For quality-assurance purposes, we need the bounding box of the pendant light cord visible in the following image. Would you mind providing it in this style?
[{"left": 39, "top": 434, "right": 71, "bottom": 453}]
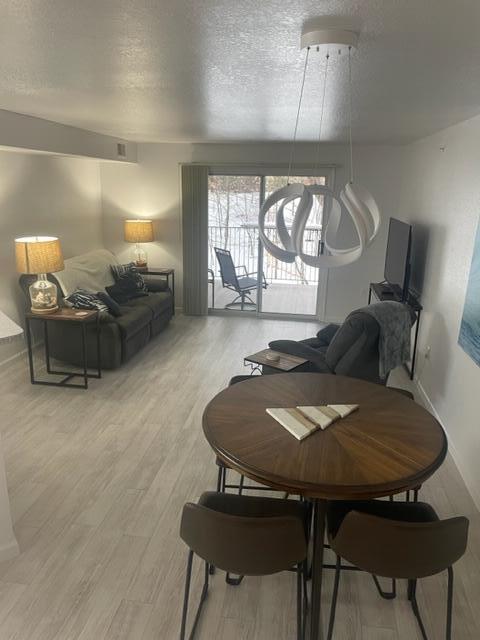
[
  {"left": 315, "top": 52, "right": 329, "bottom": 175},
  {"left": 287, "top": 46, "right": 310, "bottom": 184},
  {"left": 348, "top": 45, "right": 354, "bottom": 184}
]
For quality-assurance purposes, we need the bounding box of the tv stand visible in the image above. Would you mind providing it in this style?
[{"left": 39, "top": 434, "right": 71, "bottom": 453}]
[{"left": 368, "top": 282, "right": 422, "bottom": 380}]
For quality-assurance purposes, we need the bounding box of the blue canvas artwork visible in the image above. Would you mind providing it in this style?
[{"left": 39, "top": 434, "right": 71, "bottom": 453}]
[{"left": 459, "top": 219, "right": 480, "bottom": 366}]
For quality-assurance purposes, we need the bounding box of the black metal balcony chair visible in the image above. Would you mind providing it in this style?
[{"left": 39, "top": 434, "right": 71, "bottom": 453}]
[{"left": 214, "top": 247, "right": 267, "bottom": 311}]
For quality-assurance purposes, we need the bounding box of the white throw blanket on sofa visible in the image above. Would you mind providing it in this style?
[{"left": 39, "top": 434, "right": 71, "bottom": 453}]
[{"left": 55, "top": 249, "right": 119, "bottom": 296}]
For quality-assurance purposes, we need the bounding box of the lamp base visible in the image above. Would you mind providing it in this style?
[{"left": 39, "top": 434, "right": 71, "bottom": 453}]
[
  {"left": 29, "top": 274, "right": 59, "bottom": 314},
  {"left": 132, "top": 244, "right": 148, "bottom": 269},
  {"left": 30, "top": 305, "right": 59, "bottom": 315}
]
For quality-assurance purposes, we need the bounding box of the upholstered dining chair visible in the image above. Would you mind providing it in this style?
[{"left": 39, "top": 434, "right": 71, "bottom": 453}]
[
  {"left": 325, "top": 499, "right": 469, "bottom": 640},
  {"left": 179, "top": 492, "right": 310, "bottom": 640}
]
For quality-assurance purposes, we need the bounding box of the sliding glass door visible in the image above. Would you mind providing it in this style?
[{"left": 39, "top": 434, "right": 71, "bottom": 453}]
[
  {"left": 208, "top": 171, "right": 331, "bottom": 319},
  {"left": 259, "top": 175, "right": 325, "bottom": 316}
]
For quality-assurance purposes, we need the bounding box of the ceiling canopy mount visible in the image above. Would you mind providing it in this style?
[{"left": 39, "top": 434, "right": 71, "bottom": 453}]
[{"left": 300, "top": 27, "right": 358, "bottom": 54}]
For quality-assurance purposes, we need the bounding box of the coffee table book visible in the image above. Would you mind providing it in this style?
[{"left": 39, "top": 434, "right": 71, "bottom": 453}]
[{"left": 266, "top": 404, "right": 359, "bottom": 441}]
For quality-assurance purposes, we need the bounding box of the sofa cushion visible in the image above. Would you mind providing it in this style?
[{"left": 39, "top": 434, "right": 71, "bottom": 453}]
[
  {"left": 124, "top": 292, "right": 172, "bottom": 318},
  {"left": 55, "top": 249, "right": 119, "bottom": 296},
  {"left": 115, "top": 304, "right": 152, "bottom": 340},
  {"left": 143, "top": 277, "right": 169, "bottom": 293}
]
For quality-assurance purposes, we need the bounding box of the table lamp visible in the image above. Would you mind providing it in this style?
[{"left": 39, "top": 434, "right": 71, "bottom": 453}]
[
  {"left": 124, "top": 219, "right": 154, "bottom": 267},
  {"left": 15, "top": 236, "right": 64, "bottom": 314}
]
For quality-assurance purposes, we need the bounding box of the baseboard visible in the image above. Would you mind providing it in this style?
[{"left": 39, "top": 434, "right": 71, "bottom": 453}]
[
  {"left": 414, "top": 378, "right": 480, "bottom": 512},
  {"left": 0, "top": 538, "right": 19, "bottom": 563}
]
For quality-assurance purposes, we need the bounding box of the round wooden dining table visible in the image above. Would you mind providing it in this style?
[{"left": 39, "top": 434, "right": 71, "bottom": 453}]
[{"left": 203, "top": 373, "right": 448, "bottom": 640}]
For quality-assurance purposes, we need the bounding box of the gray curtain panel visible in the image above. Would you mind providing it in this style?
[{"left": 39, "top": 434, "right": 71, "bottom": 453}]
[{"left": 182, "top": 164, "right": 209, "bottom": 315}]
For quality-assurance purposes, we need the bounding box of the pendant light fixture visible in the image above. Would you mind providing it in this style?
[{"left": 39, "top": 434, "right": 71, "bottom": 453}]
[{"left": 258, "top": 26, "right": 381, "bottom": 268}]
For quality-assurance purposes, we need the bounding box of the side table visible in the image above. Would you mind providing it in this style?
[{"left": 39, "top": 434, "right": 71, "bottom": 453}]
[
  {"left": 25, "top": 308, "right": 101, "bottom": 389},
  {"left": 244, "top": 348, "right": 308, "bottom": 375},
  {"left": 138, "top": 267, "right": 175, "bottom": 315}
]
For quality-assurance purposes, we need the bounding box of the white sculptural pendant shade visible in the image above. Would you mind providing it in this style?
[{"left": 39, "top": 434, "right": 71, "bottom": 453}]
[
  {"left": 258, "top": 24, "right": 381, "bottom": 268},
  {"left": 258, "top": 182, "right": 380, "bottom": 269}
]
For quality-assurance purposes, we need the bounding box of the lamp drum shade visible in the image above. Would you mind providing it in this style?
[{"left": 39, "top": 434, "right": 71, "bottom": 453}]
[
  {"left": 124, "top": 220, "right": 154, "bottom": 243},
  {"left": 15, "top": 237, "right": 64, "bottom": 274}
]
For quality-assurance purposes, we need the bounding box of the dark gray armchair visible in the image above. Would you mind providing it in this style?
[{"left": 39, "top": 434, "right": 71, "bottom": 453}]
[{"left": 269, "top": 309, "right": 385, "bottom": 385}]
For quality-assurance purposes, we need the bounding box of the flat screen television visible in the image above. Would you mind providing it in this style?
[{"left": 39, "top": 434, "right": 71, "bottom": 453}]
[{"left": 384, "top": 218, "right": 412, "bottom": 301}]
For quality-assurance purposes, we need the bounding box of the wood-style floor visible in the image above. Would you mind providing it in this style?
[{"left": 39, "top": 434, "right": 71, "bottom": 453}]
[{"left": 0, "top": 314, "right": 478, "bottom": 640}]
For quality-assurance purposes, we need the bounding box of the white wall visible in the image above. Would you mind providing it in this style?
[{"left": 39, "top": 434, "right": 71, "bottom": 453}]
[
  {"left": 0, "top": 109, "right": 137, "bottom": 163},
  {"left": 100, "top": 142, "right": 404, "bottom": 318},
  {"left": 397, "top": 113, "right": 480, "bottom": 508},
  {"left": 0, "top": 151, "right": 104, "bottom": 363}
]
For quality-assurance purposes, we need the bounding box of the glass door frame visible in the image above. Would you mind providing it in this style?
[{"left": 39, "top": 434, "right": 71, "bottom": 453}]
[{"left": 207, "top": 165, "right": 336, "bottom": 322}]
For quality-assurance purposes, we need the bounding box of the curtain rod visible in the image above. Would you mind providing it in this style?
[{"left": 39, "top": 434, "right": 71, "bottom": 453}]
[{"left": 181, "top": 162, "right": 340, "bottom": 168}]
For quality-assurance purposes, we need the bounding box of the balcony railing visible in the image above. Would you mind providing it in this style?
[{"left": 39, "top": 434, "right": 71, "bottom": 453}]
[{"left": 208, "top": 225, "right": 322, "bottom": 285}]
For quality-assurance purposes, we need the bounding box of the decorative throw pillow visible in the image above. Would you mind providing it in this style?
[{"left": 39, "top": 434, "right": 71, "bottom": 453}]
[
  {"left": 106, "top": 276, "right": 149, "bottom": 304},
  {"left": 96, "top": 291, "right": 122, "bottom": 317},
  {"left": 64, "top": 289, "right": 109, "bottom": 312},
  {"left": 111, "top": 262, "right": 135, "bottom": 279},
  {"left": 110, "top": 263, "right": 147, "bottom": 293}
]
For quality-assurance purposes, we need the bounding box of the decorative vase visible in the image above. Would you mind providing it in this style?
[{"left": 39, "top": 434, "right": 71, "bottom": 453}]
[{"left": 29, "top": 274, "right": 59, "bottom": 314}]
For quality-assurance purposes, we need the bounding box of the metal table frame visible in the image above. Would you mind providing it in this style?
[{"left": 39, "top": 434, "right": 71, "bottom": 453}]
[{"left": 25, "top": 312, "right": 101, "bottom": 389}]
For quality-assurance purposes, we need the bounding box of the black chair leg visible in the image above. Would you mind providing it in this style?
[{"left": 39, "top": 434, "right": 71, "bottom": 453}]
[
  {"left": 301, "top": 560, "right": 309, "bottom": 640},
  {"left": 179, "top": 551, "right": 210, "bottom": 640},
  {"left": 327, "top": 555, "right": 342, "bottom": 640},
  {"left": 238, "top": 474, "right": 245, "bottom": 496},
  {"left": 180, "top": 550, "right": 194, "bottom": 640},
  {"left": 409, "top": 579, "right": 429, "bottom": 640},
  {"left": 372, "top": 575, "right": 396, "bottom": 599},
  {"left": 216, "top": 465, "right": 223, "bottom": 492},
  {"left": 302, "top": 559, "right": 309, "bottom": 613},
  {"left": 226, "top": 572, "right": 244, "bottom": 586},
  {"left": 446, "top": 567, "right": 454, "bottom": 640},
  {"left": 297, "top": 563, "right": 303, "bottom": 640},
  {"left": 218, "top": 465, "right": 226, "bottom": 492}
]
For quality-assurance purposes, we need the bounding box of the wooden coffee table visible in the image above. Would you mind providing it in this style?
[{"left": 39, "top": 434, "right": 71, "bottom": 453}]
[
  {"left": 244, "top": 348, "right": 308, "bottom": 373},
  {"left": 203, "top": 373, "right": 447, "bottom": 639}
]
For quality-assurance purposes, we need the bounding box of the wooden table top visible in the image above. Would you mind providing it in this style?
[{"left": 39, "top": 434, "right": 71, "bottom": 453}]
[
  {"left": 26, "top": 308, "right": 98, "bottom": 322},
  {"left": 244, "top": 348, "right": 308, "bottom": 372},
  {"left": 203, "top": 373, "right": 447, "bottom": 500}
]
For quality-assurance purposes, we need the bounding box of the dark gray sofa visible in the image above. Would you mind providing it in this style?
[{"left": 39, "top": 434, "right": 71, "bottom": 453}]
[
  {"left": 19, "top": 250, "right": 173, "bottom": 369},
  {"left": 268, "top": 304, "right": 415, "bottom": 384},
  {"left": 269, "top": 309, "right": 384, "bottom": 384}
]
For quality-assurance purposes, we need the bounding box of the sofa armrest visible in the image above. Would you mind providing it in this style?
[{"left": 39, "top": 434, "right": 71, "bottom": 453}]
[
  {"left": 142, "top": 276, "right": 169, "bottom": 293},
  {"left": 316, "top": 323, "right": 340, "bottom": 346},
  {"left": 268, "top": 340, "right": 332, "bottom": 373}
]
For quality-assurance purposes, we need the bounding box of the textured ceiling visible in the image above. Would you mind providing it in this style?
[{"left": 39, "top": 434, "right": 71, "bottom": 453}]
[{"left": 2, "top": 1, "right": 480, "bottom": 144}]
